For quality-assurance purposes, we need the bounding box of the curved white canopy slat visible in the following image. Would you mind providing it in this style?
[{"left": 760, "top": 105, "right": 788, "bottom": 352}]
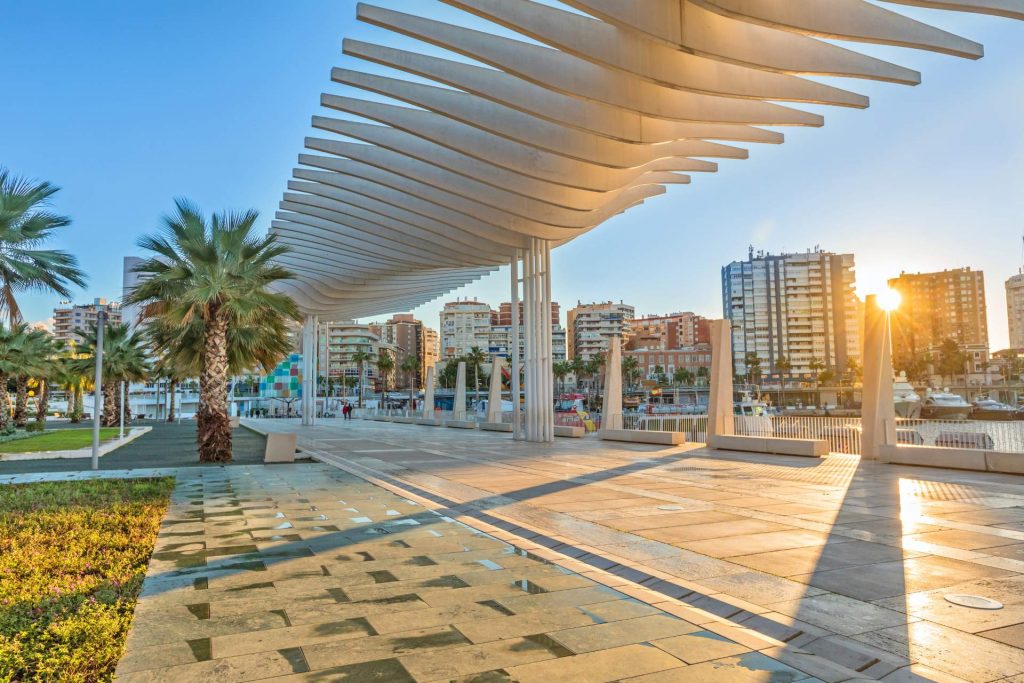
[{"left": 271, "top": 0, "right": 1019, "bottom": 321}]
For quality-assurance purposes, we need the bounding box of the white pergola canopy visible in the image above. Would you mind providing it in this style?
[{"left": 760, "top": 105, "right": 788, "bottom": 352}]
[{"left": 273, "top": 0, "right": 1022, "bottom": 322}]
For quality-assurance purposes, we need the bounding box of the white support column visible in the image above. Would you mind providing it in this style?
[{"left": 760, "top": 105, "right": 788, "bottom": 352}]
[
  {"left": 708, "top": 319, "right": 735, "bottom": 438},
  {"left": 541, "top": 240, "right": 553, "bottom": 442},
  {"left": 453, "top": 361, "right": 468, "bottom": 421},
  {"left": 602, "top": 335, "right": 623, "bottom": 431},
  {"left": 511, "top": 250, "right": 521, "bottom": 440},
  {"left": 487, "top": 355, "right": 503, "bottom": 423},
  {"left": 301, "top": 314, "right": 318, "bottom": 427},
  {"left": 861, "top": 295, "right": 897, "bottom": 460},
  {"left": 422, "top": 365, "right": 436, "bottom": 418},
  {"left": 524, "top": 243, "right": 536, "bottom": 441}
]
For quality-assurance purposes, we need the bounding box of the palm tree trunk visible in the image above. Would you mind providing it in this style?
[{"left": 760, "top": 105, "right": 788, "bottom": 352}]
[
  {"left": 167, "top": 379, "right": 177, "bottom": 422},
  {"left": 121, "top": 383, "right": 131, "bottom": 424},
  {"left": 198, "top": 307, "right": 232, "bottom": 463},
  {"left": 35, "top": 379, "right": 47, "bottom": 424},
  {"left": 13, "top": 378, "right": 28, "bottom": 427},
  {"left": 102, "top": 382, "right": 117, "bottom": 427},
  {"left": 0, "top": 374, "right": 9, "bottom": 431}
]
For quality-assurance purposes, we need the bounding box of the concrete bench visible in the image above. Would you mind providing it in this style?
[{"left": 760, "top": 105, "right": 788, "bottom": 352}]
[
  {"left": 480, "top": 422, "right": 513, "bottom": 432},
  {"left": 264, "top": 432, "right": 298, "bottom": 463},
  {"left": 415, "top": 417, "right": 444, "bottom": 427},
  {"left": 390, "top": 416, "right": 416, "bottom": 424},
  {"left": 880, "top": 444, "right": 989, "bottom": 472},
  {"left": 600, "top": 429, "right": 685, "bottom": 445},
  {"left": 710, "top": 434, "right": 828, "bottom": 457},
  {"left": 445, "top": 420, "right": 478, "bottom": 430},
  {"left": 555, "top": 425, "right": 585, "bottom": 438},
  {"left": 371, "top": 415, "right": 393, "bottom": 422}
]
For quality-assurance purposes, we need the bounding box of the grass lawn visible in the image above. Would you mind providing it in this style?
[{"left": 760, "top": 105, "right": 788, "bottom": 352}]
[
  {"left": 0, "top": 428, "right": 121, "bottom": 454},
  {"left": 0, "top": 478, "right": 175, "bottom": 682}
]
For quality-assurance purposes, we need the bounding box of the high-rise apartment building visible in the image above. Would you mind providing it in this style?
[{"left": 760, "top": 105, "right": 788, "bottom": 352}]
[
  {"left": 53, "top": 300, "right": 123, "bottom": 346},
  {"left": 121, "top": 256, "right": 145, "bottom": 330},
  {"left": 888, "top": 268, "right": 989, "bottom": 362},
  {"left": 421, "top": 327, "right": 440, "bottom": 381},
  {"left": 495, "top": 301, "right": 560, "bottom": 327},
  {"left": 567, "top": 301, "right": 635, "bottom": 360},
  {"left": 722, "top": 248, "right": 860, "bottom": 376},
  {"left": 625, "top": 312, "right": 710, "bottom": 351},
  {"left": 318, "top": 322, "right": 380, "bottom": 384},
  {"left": 440, "top": 299, "right": 494, "bottom": 358},
  {"left": 1006, "top": 273, "right": 1024, "bottom": 350},
  {"left": 487, "top": 301, "right": 565, "bottom": 364}
]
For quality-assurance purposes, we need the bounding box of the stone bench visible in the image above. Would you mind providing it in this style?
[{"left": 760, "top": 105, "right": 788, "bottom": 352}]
[
  {"left": 415, "top": 417, "right": 444, "bottom": 427},
  {"left": 554, "top": 425, "right": 585, "bottom": 438},
  {"left": 480, "top": 422, "right": 513, "bottom": 433},
  {"left": 880, "top": 444, "right": 995, "bottom": 472},
  {"left": 599, "top": 429, "right": 685, "bottom": 445},
  {"left": 709, "top": 434, "right": 828, "bottom": 457},
  {"left": 264, "top": 432, "right": 298, "bottom": 463},
  {"left": 371, "top": 415, "right": 392, "bottom": 422},
  {"left": 445, "top": 420, "right": 479, "bottom": 430},
  {"left": 391, "top": 416, "right": 416, "bottom": 424}
]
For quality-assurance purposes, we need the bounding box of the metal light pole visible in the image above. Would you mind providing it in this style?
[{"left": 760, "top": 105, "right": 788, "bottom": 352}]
[
  {"left": 91, "top": 303, "right": 106, "bottom": 470},
  {"left": 119, "top": 380, "right": 125, "bottom": 439}
]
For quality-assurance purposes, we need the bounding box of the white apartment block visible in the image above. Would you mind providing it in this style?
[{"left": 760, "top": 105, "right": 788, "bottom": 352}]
[
  {"left": 723, "top": 248, "right": 861, "bottom": 377},
  {"left": 488, "top": 324, "right": 567, "bottom": 365},
  {"left": 440, "top": 299, "right": 493, "bottom": 358},
  {"left": 567, "top": 301, "right": 635, "bottom": 360},
  {"left": 318, "top": 321, "right": 380, "bottom": 383},
  {"left": 52, "top": 299, "right": 123, "bottom": 346},
  {"left": 1007, "top": 273, "right": 1024, "bottom": 350}
]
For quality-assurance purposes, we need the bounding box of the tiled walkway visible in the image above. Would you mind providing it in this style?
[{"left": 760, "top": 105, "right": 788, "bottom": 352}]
[
  {"left": 108, "top": 463, "right": 810, "bottom": 682},
  {"left": 242, "top": 417, "right": 1024, "bottom": 683}
]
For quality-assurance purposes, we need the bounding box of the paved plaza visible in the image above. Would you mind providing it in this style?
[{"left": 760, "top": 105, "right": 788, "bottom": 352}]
[{"left": 231, "top": 417, "right": 1024, "bottom": 682}]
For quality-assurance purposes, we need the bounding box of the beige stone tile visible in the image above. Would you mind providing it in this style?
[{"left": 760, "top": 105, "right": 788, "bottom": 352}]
[
  {"left": 114, "top": 647, "right": 307, "bottom": 683},
  {"left": 548, "top": 614, "right": 699, "bottom": 654},
  {"left": 301, "top": 625, "right": 469, "bottom": 671},
  {"left": 639, "top": 519, "right": 795, "bottom": 544},
  {"left": 453, "top": 606, "right": 596, "bottom": 644},
  {"left": 400, "top": 636, "right": 560, "bottom": 681},
  {"left": 504, "top": 643, "right": 686, "bottom": 683},
  {"left": 650, "top": 630, "right": 750, "bottom": 663},
  {"left": 680, "top": 529, "right": 841, "bottom": 559}
]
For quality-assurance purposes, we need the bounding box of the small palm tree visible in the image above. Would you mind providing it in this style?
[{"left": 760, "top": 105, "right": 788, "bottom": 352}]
[
  {"left": 126, "top": 200, "right": 297, "bottom": 462},
  {"left": 74, "top": 323, "right": 149, "bottom": 427},
  {"left": 350, "top": 350, "right": 374, "bottom": 408},
  {"left": 553, "top": 361, "right": 569, "bottom": 394},
  {"left": 569, "top": 358, "right": 586, "bottom": 391},
  {"left": 0, "top": 326, "right": 32, "bottom": 430},
  {"left": 466, "top": 346, "right": 487, "bottom": 400},
  {"left": 621, "top": 356, "right": 639, "bottom": 390},
  {"left": 775, "top": 355, "right": 792, "bottom": 408},
  {"left": 0, "top": 169, "right": 87, "bottom": 328}
]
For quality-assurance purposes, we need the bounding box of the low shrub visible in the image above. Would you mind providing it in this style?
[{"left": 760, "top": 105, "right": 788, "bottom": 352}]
[
  {"left": 24, "top": 422, "right": 44, "bottom": 433},
  {"left": 0, "top": 478, "right": 175, "bottom": 682}
]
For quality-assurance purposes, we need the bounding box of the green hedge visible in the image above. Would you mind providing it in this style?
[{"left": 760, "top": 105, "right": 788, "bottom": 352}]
[{"left": 0, "top": 478, "right": 175, "bottom": 682}]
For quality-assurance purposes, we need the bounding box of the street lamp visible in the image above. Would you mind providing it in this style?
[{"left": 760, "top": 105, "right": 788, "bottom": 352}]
[{"left": 91, "top": 300, "right": 106, "bottom": 470}]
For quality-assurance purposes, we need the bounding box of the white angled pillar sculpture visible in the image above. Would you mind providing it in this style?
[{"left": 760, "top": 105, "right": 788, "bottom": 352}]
[
  {"left": 517, "top": 240, "right": 554, "bottom": 443},
  {"left": 453, "top": 361, "right": 468, "bottom": 421},
  {"left": 487, "top": 356, "right": 503, "bottom": 423},
  {"left": 422, "top": 365, "right": 436, "bottom": 418},
  {"left": 861, "top": 295, "right": 897, "bottom": 460},
  {"left": 602, "top": 335, "right": 623, "bottom": 430},
  {"left": 301, "top": 315, "right": 318, "bottom": 427},
  {"left": 707, "top": 319, "right": 735, "bottom": 439}
]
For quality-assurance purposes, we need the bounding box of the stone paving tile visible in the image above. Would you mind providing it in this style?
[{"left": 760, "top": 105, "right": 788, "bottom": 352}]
[{"left": 503, "top": 643, "right": 687, "bottom": 683}]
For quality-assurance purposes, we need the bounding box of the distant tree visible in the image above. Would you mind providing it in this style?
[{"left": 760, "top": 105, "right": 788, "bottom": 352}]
[
  {"left": 621, "top": 356, "right": 640, "bottom": 389},
  {"left": 937, "top": 339, "right": 967, "bottom": 386},
  {"left": 696, "top": 366, "right": 710, "bottom": 386},
  {"left": 465, "top": 346, "right": 487, "bottom": 400},
  {"left": 553, "top": 361, "right": 570, "bottom": 394},
  {"left": 775, "top": 355, "right": 792, "bottom": 408},
  {"left": 744, "top": 352, "right": 763, "bottom": 386},
  {"left": 351, "top": 350, "right": 374, "bottom": 408},
  {"left": 376, "top": 349, "right": 395, "bottom": 403},
  {"left": 400, "top": 355, "right": 420, "bottom": 406},
  {"left": 673, "top": 367, "right": 694, "bottom": 387}
]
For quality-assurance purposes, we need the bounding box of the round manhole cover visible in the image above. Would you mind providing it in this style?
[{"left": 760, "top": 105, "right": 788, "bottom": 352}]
[
  {"left": 657, "top": 505, "right": 684, "bottom": 511},
  {"left": 944, "top": 594, "right": 1003, "bottom": 610}
]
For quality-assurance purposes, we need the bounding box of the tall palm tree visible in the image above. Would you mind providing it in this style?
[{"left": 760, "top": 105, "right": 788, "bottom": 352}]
[
  {"left": 12, "top": 328, "right": 53, "bottom": 427},
  {"left": 74, "top": 323, "right": 149, "bottom": 427},
  {"left": 569, "top": 358, "right": 587, "bottom": 392},
  {"left": 621, "top": 356, "right": 639, "bottom": 390},
  {"left": 401, "top": 355, "right": 420, "bottom": 409},
  {"left": 0, "top": 169, "right": 87, "bottom": 328},
  {"left": 376, "top": 350, "right": 395, "bottom": 405},
  {"left": 125, "top": 200, "right": 297, "bottom": 462},
  {"left": 350, "top": 350, "right": 373, "bottom": 408},
  {"left": 0, "top": 326, "right": 32, "bottom": 430},
  {"left": 775, "top": 355, "right": 792, "bottom": 409},
  {"left": 553, "top": 361, "right": 570, "bottom": 394}
]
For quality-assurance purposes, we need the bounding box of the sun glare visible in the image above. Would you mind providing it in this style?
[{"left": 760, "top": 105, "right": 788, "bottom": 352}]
[{"left": 877, "top": 289, "right": 902, "bottom": 312}]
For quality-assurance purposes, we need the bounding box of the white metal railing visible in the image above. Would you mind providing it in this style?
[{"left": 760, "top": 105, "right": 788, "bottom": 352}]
[
  {"left": 734, "top": 415, "right": 863, "bottom": 455},
  {"left": 624, "top": 414, "right": 709, "bottom": 442},
  {"left": 894, "top": 418, "right": 1024, "bottom": 452}
]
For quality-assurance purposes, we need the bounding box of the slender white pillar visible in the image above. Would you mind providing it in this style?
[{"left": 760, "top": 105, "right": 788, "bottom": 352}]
[
  {"left": 487, "top": 356, "right": 503, "bottom": 423},
  {"left": 422, "top": 365, "right": 436, "bottom": 418},
  {"left": 524, "top": 244, "right": 536, "bottom": 441},
  {"left": 602, "top": 335, "right": 623, "bottom": 430},
  {"left": 301, "top": 315, "right": 318, "bottom": 426},
  {"left": 861, "top": 295, "right": 897, "bottom": 460},
  {"left": 541, "top": 240, "right": 553, "bottom": 441},
  {"left": 708, "top": 319, "right": 735, "bottom": 438},
  {"left": 510, "top": 251, "right": 522, "bottom": 439},
  {"left": 453, "top": 361, "right": 468, "bottom": 421}
]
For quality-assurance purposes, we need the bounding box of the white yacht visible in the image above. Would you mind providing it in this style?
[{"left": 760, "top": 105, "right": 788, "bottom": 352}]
[
  {"left": 921, "top": 390, "right": 972, "bottom": 420},
  {"left": 893, "top": 372, "right": 922, "bottom": 419}
]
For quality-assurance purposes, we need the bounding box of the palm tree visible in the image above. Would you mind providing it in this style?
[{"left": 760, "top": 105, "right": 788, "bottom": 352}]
[
  {"left": 376, "top": 350, "right": 395, "bottom": 405},
  {"left": 673, "top": 367, "right": 694, "bottom": 387},
  {"left": 350, "top": 350, "right": 374, "bottom": 408},
  {"left": 0, "top": 170, "right": 87, "bottom": 328},
  {"left": 569, "top": 358, "right": 586, "bottom": 392},
  {"left": 0, "top": 326, "right": 32, "bottom": 430},
  {"left": 621, "top": 356, "right": 640, "bottom": 390},
  {"left": 401, "top": 355, "right": 420, "bottom": 409},
  {"left": 125, "top": 199, "right": 298, "bottom": 462},
  {"left": 466, "top": 346, "right": 487, "bottom": 400},
  {"left": 553, "top": 361, "right": 570, "bottom": 394},
  {"left": 12, "top": 328, "right": 53, "bottom": 427},
  {"left": 808, "top": 357, "right": 826, "bottom": 406},
  {"left": 775, "top": 355, "right": 792, "bottom": 409},
  {"left": 74, "top": 323, "right": 149, "bottom": 427}
]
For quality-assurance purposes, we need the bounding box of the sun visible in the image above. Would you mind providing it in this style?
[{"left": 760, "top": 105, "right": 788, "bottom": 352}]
[{"left": 877, "top": 289, "right": 902, "bottom": 312}]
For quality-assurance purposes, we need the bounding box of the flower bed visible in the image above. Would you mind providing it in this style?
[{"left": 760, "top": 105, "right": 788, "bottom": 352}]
[{"left": 0, "top": 477, "right": 174, "bottom": 682}]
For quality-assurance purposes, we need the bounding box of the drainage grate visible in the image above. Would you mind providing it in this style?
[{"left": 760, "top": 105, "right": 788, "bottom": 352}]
[{"left": 945, "top": 594, "right": 1003, "bottom": 610}]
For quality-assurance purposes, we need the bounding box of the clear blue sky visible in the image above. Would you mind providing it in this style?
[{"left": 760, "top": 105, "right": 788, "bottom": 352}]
[{"left": 3, "top": 1, "right": 1022, "bottom": 348}]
